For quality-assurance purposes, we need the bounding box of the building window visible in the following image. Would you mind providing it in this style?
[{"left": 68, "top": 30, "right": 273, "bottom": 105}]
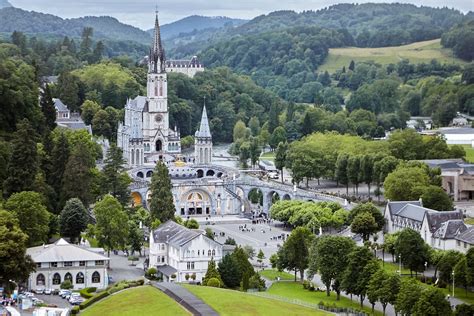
[
  {"left": 212, "top": 250, "right": 216, "bottom": 256},
  {"left": 64, "top": 273, "right": 73, "bottom": 283},
  {"left": 36, "top": 274, "right": 45, "bottom": 286},
  {"left": 51, "top": 262, "right": 58, "bottom": 268},
  {"left": 208, "top": 250, "right": 211, "bottom": 256},
  {"left": 191, "top": 262, "right": 195, "bottom": 269},
  {"left": 197, "top": 250, "right": 200, "bottom": 256},
  {"left": 95, "top": 260, "right": 104, "bottom": 266},
  {"left": 36, "top": 263, "right": 41, "bottom": 268},
  {"left": 457, "top": 240, "right": 461, "bottom": 246},
  {"left": 79, "top": 261, "right": 86, "bottom": 266},
  {"left": 161, "top": 244, "right": 165, "bottom": 251},
  {"left": 76, "top": 272, "right": 84, "bottom": 284},
  {"left": 64, "top": 261, "right": 73, "bottom": 267},
  {"left": 52, "top": 273, "right": 61, "bottom": 285},
  {"left": 161, "top": 256, "right": 165, "bottom": 263},
  {"left": 92, "top": 271, "right": 100, "bottom": 283},
  {"left": 187, "top": 262, "right": 190, "bottom": 269},
  {"left": 465, "top": 242, "right": 467, "bottom": 248}
]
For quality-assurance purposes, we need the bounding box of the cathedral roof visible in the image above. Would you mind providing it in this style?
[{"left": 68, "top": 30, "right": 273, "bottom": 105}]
[
  {"left": 149, "top": 12, "right": 165, "bottom": 74},
  {"left": 195, "top": 105, "right": 211, "bottom": 138}
]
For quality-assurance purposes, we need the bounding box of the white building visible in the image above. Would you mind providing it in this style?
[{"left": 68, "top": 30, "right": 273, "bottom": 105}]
[
  {"left": 194, "top": 105, "right": 213, "bottom": 165},
  {"left": 52, "top": 98, "right": 92, "bottom": 134},
  {"left": 384, "top": 200, "right": 474, "bottom": 253},
  {"left": 437, "top": 127, "right": 474, "bottom": 145},
  {"left": 149, "top": 221, "right": 225, "bottom": 283},
  {"left": 166, "top": 56, "right": 204, "bottom": 78},
  {"left": 26, "top": 239, "right": 109, "bottom": 291}
]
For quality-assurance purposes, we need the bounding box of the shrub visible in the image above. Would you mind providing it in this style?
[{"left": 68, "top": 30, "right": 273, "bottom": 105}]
[
  {"left": 302, "top": 280, "right": 309, "bottom": 289},
  {"left": 185, "top": 274, "right": 190, "bottom": 281},
  {"left": 71, "top": 306, "right": 80, "bottom": 314},
  {"left": 79, "top": 287, "right": 97, "bottom": 299},
  {"left": 79, "top": 291, "right": 110, "bottom": 310},
  {"left": 248, "top": 273, "right": 266, "bottom": 291},
  {"left": 146, "top": 267, "right": 157, "bottom": 279},
  {"left": 207, "top": 278, "right": 221, "bottom": 288},
  {"left": 60, "top": 280, "right": 73, "bottom": 289},
  {"left": 171, "top": 274, "right": 177, "bottom": 279},
  {"left": 191, "top": 273, "right": 196, "bottom": 281},
  {"left": 137, "top": 279, "right": 144, "bottom": 285}
]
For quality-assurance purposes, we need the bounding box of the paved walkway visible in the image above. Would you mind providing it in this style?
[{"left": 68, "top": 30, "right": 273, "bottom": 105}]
[{"left": 152, "top": 282, "right": 219, "bottom": 316}]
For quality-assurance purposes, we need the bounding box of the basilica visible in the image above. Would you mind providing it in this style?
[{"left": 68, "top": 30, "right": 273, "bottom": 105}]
[{"left": 117, "top": 13, "right": 207, "bottom": 166}]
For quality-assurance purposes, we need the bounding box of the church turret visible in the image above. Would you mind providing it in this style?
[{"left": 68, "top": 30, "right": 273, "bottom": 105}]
[
  {"left": 195, "top": 103, "right": 212, "bottom": 165},
  {"left": 149, "top": 11, "right": 165, "bottom": 74}
]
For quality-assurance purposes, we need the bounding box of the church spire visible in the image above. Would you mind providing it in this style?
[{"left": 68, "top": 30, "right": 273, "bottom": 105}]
[
  {"left": 149, "top": 11, "right": 165, "bottom": 73},
  {"left": 196, "top": 99, "right": 211, "bottom": 139}
]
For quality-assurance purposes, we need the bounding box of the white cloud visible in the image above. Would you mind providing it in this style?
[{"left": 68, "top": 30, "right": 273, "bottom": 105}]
[{"left": 9, "top": 0, "right": 473, "bottom": 30}]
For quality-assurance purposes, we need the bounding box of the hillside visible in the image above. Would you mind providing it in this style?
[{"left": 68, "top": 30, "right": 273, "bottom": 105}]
[
  {"left": 0, "top": 7, "right": 151, "bottom": 44},
  {"left": 0, "top": 0, "right": 11, "bottom": 9},
  {"left": 156, "top": 15, "right": 247, "bottom": 40},
  {"left": 318, "top": 39, "right": 466, "bottom": 73}
]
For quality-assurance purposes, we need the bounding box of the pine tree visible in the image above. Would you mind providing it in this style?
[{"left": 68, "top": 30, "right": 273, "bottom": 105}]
[
  {"left": 49, "top": 132, "right": 70, "bottom": 204},
  {"left": 218, "top": 254, "right": 241, "bottom": 288},
  {"left": 301, "top": 112, "right": 313, "bottom": 136},
  {"left": 275, "top": 142, "right": 288, "bottom": 183},
  {"left": 349, "top": 60, "right": 355, "bottom": 71},
  {"left": 60, "top": 141, "right": 94, "bottom": 208},
  {"left": 60, "top": 198, "right": 89, "bottom": 243},
  {"left": 40, "top": 85, "right": 57, "bottom": 131},
  {"left": 203, "top": 257, "right": 222, "bottom": 286},
  {"left": 149, "top": 162, "right": 175, "bottom": 222},
  {"left": 268, "top": 103, "right": 280, "bottom": 134},
  {"left": 101, "top": 144, "right": 130, "bottom": 206},
  {"left": 319, "top": 71, "right": 331, "bottom": 87},
  {"left": 3, "top": 119, "right": 38, "bottom": 197}
]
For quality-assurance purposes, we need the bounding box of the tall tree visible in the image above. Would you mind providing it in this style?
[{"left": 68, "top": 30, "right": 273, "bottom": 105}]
[
  {"left": 57, "top": 72, "right": 80, "bottom": 112},
  {"left": 347, "top": 155, "right": 362, "bottom": 195},
  {"left": 3, "top": 119, "right": 38, "bottom": 197},
  {"left": 5, "top": 191, "right": 50, "bottom": 246},
  {"left": 278, "top": 227, "right": 313, "bottom": 281},
  {"left": 49, "top": 132, "right": 70, "bottom": 199},
  {"left": 310, "top": 235, "right": 355, "bottom": 299},
  {"left": 60, "top": 141, "right": 95, "bottom": 208},
  {"left": 249, "top": 137, "right": 261, "bottom": 168},
  {"left": 101, "top": 144, "right": 131, "bottom": 206},
  {"left": 275, "top": 142, "right": 288, "bottom": 183},
  {"left": 94, "top": 194, "right": 129, "bottom": 258},
  {"left": 367, "top": 270, "right": 400, "bottom": 315},
  {"left": 341, "top": 246, "right": 374, "bottom": 302},
  {"left": 395, "top": 278, "right": 423, "bottom": 316},
  {"left": 149, "top": 162, "right": 175, "bottom": 222},
  {"left": 395, "top": 228, "right": 430, "bottom": 275},
  {"left": 231, "top": 246, "right": 255, "bottom": 290},
  {"left": 348, "top": 203, "right": 385, "bottom": 241},
  {"left": 335, "top": 153, "right": 349, "bottom": 195},
  {"left": 0, "top": 210, "right": 36, "bottom": 292},
  {"left": 218, "top": 254, "right": 241, "bottom": 288},
  {"left": 59, "top": 198, "right": 89, "bottom": 243},
  {"left": 127, "top": 220, "right": 144, "bottom": 256},
  {"left": 269, "top": 126, "right": 286, "bottom": 150},
  {"left": 203, "top": 257, "right": 222, "bottom": 286},
  {"left": 40, "top": 85, "right": 57, "bottom": 131}
]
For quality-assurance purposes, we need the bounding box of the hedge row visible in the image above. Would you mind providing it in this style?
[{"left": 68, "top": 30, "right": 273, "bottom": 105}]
[
  {"left": 79, "top": 290, "right": 110, "bottom": 310},
  {"left": 79, "top": 287, "right": 97, "bottom": 299},
  {"left": 71, "top": 306, "right": 80, "bottom": 314}
]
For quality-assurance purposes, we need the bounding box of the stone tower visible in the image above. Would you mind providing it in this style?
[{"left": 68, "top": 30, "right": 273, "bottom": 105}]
[{"left": 194, "top": 105, "right": 212, "bottom": 165}]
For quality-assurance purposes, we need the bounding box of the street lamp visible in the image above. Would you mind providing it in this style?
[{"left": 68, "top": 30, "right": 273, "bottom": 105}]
[
  {"left": 452, "top": 270, "right": 455, "bottom": 298},
  {"left": 423, "top": 261, "right": 427, "bottom": 278},
  {"left": 398, "top": 254, "right": 402, "bottom": 276}
]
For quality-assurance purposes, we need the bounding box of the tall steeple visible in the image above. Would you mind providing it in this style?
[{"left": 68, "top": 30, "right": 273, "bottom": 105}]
[
  {"left": 149, "top": 11, "right": 165, "bottom": 74},
  {"left": 196, "top": 102, "right": 211, "bottom": 139}
]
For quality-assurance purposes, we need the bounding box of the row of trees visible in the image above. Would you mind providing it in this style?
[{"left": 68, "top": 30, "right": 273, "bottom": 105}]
[{"left": 273, "top": 226, "right": 472, "bottom": 315}]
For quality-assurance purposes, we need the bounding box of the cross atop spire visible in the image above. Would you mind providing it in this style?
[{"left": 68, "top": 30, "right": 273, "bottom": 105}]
[{"left": 149, "top": 11, "right": 165, "bottom": 74}]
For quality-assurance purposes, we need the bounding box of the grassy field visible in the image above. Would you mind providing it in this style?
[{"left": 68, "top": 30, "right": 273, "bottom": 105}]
[
  {"left": 183, "top": 284, "right": 328, "bottom": 316},
  {"left": 259, "top": 269, "right": 295, "bottom": 281},
  {"left": 465, "top": 218, "right": 474, "bottom": 225},
  {"left": 260, "top": 151, "right": 275, "bottom": 161},
  {"left": 81, "top": 286, "right": 189, "bottom": 316},
  {"left": 382, "top": 261, "right": 411, "bottom": 275},
  {"left": 268, "top": 282, "right": 381, "bottom": 315},
  {"left": 319, "top": 39, "right": 465, "bottom": 73}
]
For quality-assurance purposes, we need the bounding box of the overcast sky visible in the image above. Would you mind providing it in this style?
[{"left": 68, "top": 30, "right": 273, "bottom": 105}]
[{"left": 9, "top": 0, "right": 473, "bottom": 30}]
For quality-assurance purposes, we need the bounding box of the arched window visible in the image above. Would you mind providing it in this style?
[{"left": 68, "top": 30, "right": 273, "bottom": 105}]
[
  {"left": 64, "top": 272, "right": 73, "bottom": 283},
  {"left": 131, "top": 149, "right": 135, "bottom": 165},
  {"left": 76, "top": 272, "right": 84, "bottom": 284},
  {"left": 52, "top": 273, "right": 61, "bottom": 285},
  {"left": 197, "top": 250, "right": 200, "bottom": 256},
  {"left": 212, "top": 249, "right": 216, "bottom": 256},
  {"left": 92, "top": 271, "right": 100, "bottom": 283},
  {"left": 36, "top": 274, "right": 45, "bottom": 286},
  {"left": 208, "top": 250, "right": 212, "bottom": 256},
  {"left": 136, "top": 149, "right": 140, "bottom": 166}
]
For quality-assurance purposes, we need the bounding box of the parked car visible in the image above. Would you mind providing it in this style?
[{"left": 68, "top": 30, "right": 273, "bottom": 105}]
[
  {"left": 35, "top": 288, "right": 45, "bottom": 295},
  {"left": 32, "top": 297, "right": 44, "bottom": 305},
  {"left": 44, "top": 289, "right": 52, "bottom": 295},
  {"left": 70, "top": 297, "right": 85, "bottom": 305},
  {"left": 59, "top": 290, "right": 71, "bottom": 298},
  {"left": 67, "top": 292, "right": 80, "bottom": 301},
  {"left": 268, "top": 172, "right": 279, "bottom": 179}
]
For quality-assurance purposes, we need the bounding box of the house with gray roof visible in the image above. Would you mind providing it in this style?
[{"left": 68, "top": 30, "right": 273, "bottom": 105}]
[
  {"left": 455, "top": 227, "right": 474, "bottom": 253},
  {"left": 384, "top": 200, "right": 468, "bottom": 252},
  {"left": 26, "top": 239, "right": 109, "bottom": 291},
  {"left": 149, "top": 220, "right": 226, "bottom": 282}
]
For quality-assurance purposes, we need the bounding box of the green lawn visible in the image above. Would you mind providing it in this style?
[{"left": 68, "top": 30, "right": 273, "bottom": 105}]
[
  {"left": 319, "top": 39, "right": 465, "bottom": 73},
  {"left": 81, "top": 286, "right": 189, "bottom": 316},
  {"left": 382, "top": 261, "right": 411, "bottom": 275},
  {"left": 268, "top": 282, "right": 382, "bottom": 315},
  {"left": 465, "top": 218, "right": 474, "bottom": 225},
  {"left": 259, "top": 269, "right": 295, "bottom": 281},
  {"left": 260, "top": 151, "right": 275, "bottom": 161},
  {"left": 183, "top": 284, "right": 327, "bottom": 316}
]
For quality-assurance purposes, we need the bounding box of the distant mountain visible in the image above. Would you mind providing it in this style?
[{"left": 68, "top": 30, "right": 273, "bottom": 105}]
[
  {"left": 151, "top": 15, "right": 247, "bottom": 40},
  {"left": 0, "top": 7, "right": 151, "bottom": 44},
  {"left": 0, "top": 0, "right": 12, "bottom": 9}
]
